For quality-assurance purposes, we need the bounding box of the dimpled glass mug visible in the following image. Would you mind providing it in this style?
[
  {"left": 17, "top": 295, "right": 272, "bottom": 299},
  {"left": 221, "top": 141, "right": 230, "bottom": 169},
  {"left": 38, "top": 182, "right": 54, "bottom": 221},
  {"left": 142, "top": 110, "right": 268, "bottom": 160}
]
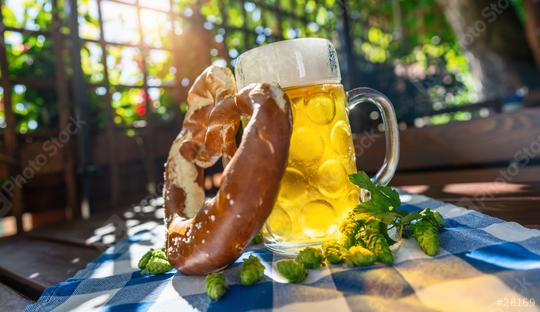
[{"left": 235, "top": 38, "right": 399, "bottom": 254}]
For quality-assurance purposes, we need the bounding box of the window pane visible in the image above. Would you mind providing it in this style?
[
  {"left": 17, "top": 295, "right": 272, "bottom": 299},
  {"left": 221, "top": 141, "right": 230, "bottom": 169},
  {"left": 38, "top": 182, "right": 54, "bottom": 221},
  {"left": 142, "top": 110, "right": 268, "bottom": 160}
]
[
  {"left": 12, "top": 84, "right": 58, "bottom": 133},
  {"left": 2, "top": 0, "right": 52, "bottom": 31},
  {"left": 101, "top": 1, "right": 139, "bottom": 44},
  {"left": 81, "top": 42, "right": 104, "bottom": 83},
  {"left": 5, "top": 31, "right": 55, "bottom": 79},
  {"left": 140, "top": 9, "right": 171, "bottom": 48},
  {"left": 106, "top": 46, "right": 144, "bottom": 86},
  {"left": 78, "top": 0, "right": 100, "bottom": 40},
  {"left": 140, "top": 0, "right": 170, "bottom": 11},
  {"left": 148, "top": 88, "right": 175, "bottom": 123},
  {"left": 111, "top": 87, "right": 146, "bottom": 127},
  {"left": 89, "top": 86, "right": 107, "bottom": 128},
  {"left": 147, "top": 49, "right": 175, "bottom": 86}
]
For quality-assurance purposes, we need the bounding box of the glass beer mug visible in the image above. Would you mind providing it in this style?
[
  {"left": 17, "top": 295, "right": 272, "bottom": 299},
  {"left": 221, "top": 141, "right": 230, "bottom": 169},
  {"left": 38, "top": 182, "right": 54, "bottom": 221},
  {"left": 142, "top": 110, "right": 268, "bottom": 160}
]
[{"left": 235, "top": 38, "right": 399, "bottom": 254}]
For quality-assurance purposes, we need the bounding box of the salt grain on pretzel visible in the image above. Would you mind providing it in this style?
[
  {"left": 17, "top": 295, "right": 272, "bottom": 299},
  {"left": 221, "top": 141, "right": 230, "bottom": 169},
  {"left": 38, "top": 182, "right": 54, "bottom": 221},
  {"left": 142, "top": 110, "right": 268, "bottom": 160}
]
[{"left": 163, "top": 65, "right": 292, "bottom": 275}]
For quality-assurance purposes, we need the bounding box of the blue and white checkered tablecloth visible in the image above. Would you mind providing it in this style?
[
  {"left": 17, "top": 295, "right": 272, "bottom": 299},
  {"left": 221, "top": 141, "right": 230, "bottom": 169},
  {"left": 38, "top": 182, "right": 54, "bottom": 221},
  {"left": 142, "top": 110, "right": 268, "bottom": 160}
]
[{"left": 26, "top": 193, "right": 540, "bottom": 312}]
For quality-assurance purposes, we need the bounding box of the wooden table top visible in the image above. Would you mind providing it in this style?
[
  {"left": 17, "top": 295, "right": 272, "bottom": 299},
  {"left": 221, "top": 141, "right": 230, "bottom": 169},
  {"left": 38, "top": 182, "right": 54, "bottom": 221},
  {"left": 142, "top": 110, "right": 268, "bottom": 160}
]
[{"left": 2, "top": 180, "right": 539, "bottom": 307}]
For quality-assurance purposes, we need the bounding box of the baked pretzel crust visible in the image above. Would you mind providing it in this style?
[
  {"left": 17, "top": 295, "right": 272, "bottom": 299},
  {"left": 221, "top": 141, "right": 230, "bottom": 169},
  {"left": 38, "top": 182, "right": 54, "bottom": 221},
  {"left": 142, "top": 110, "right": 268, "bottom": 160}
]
[{"left": 164, "top": 65, "right": 292, "bottom": 275}]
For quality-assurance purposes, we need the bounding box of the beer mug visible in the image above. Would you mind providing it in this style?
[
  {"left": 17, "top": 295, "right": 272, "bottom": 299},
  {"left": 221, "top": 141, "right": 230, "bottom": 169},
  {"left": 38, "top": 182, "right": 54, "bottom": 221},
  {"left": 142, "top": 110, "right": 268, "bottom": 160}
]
[{"left": 235, "top": 38, "right": 399, "bottom": 254}]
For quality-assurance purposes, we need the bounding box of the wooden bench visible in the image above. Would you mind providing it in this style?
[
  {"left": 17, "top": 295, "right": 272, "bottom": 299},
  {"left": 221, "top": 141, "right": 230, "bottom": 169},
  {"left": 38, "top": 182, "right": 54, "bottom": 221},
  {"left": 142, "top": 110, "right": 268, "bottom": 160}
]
[{"left": 354, "top": 107, "right": 540, "bottom": 227}]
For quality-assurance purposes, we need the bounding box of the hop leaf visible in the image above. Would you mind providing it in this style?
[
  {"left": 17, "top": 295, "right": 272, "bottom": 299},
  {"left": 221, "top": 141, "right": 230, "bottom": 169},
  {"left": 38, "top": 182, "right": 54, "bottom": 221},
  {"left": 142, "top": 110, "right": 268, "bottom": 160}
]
[
  {"left": 205, "top": 272, "right": 228, "bottom": 300},
  {"left": 413, "top": 218, "right": 440, "bottom": 256},
  {"left": 276, "top": 260, "right": 307, "bottom": 283},
  {"left": 240, "top": 255, "right": 265, "bottom": 286},
  {"left": 322, "top": 241, "right": 346, "bottom": 264},
  {"left": 296, "top": 247, "right": 324, "bottom": 269},
  {"left": 344, "top": 246, "right": 376, "bottom": 266},
  {"left": 349, "top": 171, "right": 401, "bottom": 212},
  {"left": 251, "top": 232, "right": 263, "bottom": 245}
]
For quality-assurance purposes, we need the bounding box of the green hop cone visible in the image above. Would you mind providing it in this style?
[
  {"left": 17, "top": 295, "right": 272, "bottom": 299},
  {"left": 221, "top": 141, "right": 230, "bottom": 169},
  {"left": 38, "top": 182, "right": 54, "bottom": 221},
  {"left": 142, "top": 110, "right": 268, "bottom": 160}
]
[
  {"left": 361, "top": 220, "right": 394, "bottom": 264},
  {"left": 322, "top": 241, "right": 346, "bottom": 264},
  {"left": 138, "top": 248, "right": 173, "bottom": 274},
  {"left": 296, "top": 247, "right": 324, "bottom": 269},
  {"left": 143, "top": 257, "right": 173, "bottom": 275},
  {"left": 413, "top": 218, "right": 440, "bottom": 256},
  {"left": 366, "top": 233, "right": 393, "bottom": 264},
  {"left": 138, "top": 249, "right": 153, "bottom": 270},
  {"left": 276, "top": 259, "right": 307, "bottom": 283},
  {"left": 240, "top": 255, "right": 265, "bottom": 286},
  {"left": 339, "top": 212, "right": 365, "bottom": 249},
  {"left": 344, "top": 246, "right": 376, "bottom": 266},
  {"left": 205, "top": 272, "right": 228, "bottom": 300},
  {"left": 151, "top": 248, "right": 168, "bottom": 260}
]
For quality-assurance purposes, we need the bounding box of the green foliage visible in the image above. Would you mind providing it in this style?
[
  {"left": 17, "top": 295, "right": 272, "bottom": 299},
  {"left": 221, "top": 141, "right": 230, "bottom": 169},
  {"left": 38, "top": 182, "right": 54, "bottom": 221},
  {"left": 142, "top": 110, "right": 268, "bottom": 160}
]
[
  {"left": 296, "top": 247, "right": 324, "bottom": 269},
  {"left": 240, "top": 255, "right": 265, "bottom": 286},
  {"left": 346, "top": 0, "right": 476, "bottom": 128},
  {"left": 205, "top": 272, "right": 228, "bottom": 300},
  {"left": 2, "top": 0, "right": 479, "bottom": 133},
  {"left": 251, "top": 232, "right": 263, "bottom": 245},
  {"left": 349, "top": 172, "right": 401, "bottom": 213},
  {"left": 2, "top": 0, "right": 52, "bottom": 30},
  {"left": 341, "top": 171, "right": 445, "bottom": 262},
  {"left": 276, "top": 259, "right": 307, "bottom": 283},
  {"left": 11, "top": 85, "right": 58, "bottom": 133}
]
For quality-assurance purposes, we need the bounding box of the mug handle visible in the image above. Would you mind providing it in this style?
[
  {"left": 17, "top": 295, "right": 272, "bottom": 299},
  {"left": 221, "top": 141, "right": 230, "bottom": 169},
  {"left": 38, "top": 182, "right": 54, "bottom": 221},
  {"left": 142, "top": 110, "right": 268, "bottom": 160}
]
[{"left": 347, "top": 87, "right": 400, "bottom": 186}]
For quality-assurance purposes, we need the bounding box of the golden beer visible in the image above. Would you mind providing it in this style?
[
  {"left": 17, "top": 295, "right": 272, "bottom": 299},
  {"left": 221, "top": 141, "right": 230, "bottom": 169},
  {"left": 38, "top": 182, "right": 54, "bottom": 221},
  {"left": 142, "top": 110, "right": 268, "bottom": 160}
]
[
  {"left": 235, "top": 38, "right": 399, "bottom": 254},
  {"left": 263, "top": 83, "right": 359, "bottom": 247}
]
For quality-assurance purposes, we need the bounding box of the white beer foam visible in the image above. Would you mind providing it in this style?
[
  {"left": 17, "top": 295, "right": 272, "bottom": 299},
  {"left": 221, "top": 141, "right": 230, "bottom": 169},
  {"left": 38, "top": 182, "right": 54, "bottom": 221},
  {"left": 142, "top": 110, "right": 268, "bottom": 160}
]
[{"left": 235, "top": 38, "right": 341, "bottom": 90}]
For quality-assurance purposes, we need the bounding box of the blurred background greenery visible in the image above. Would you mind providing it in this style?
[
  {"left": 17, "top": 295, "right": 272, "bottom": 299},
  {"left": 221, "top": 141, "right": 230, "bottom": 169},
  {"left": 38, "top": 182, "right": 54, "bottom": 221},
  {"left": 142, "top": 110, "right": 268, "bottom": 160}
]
[{"left": 1, "top": 0, "right": 538, "bottom": 134}]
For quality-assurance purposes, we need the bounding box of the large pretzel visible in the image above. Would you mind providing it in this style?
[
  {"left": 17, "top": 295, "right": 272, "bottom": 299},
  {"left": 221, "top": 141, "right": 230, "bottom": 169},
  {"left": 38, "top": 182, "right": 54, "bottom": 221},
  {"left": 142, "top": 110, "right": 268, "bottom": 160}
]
[{"left": 164, "top": 65, "right": 292, "bottom": 275}]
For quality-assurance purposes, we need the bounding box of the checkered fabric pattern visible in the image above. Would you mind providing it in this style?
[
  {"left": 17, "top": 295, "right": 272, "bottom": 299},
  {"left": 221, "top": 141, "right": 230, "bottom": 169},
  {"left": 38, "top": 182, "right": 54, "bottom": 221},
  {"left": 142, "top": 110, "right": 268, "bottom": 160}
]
[{"left": 26, "top": 193, "right": 540, "bottom": 311}]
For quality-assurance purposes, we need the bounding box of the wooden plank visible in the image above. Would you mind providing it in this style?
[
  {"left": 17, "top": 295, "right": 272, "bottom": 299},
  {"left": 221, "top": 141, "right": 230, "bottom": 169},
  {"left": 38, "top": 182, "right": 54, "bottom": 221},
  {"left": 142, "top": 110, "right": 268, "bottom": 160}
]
[
  {"left": 52, "top": 0, "right": 79, "bottom": 219},
  {"left": 445, "top": 198, "right": 540, "bottom": 227},
  {"left": 0, "top": 1, "right": 23, "bottom": 233},
  {"left": 0, "top": 236, "right": 100, "bottom": 297},
  {"left": 354, "top": 108, "right": 540, "bottom": 172},
  {"left": 135, "top": 0, "right": 159, "bottom": 195},
  {"left": 96, "top": 0, "right": 121, "bottom": 209},
  {"left": 26, "top": 212, "right": 126, "bottom": 249},
  {"left": 401, "top": 181, "right": 540, "bottom": 226},
  {"left": 26, "top": 201, "right": 163, "bottom": 248},
  {"left": 0, "top": 283, "right": 32, "bottom": 310},
  {"left": 391, "top": 165, "right": 540, "bottom": 185},
  {"left": 92, "top": 126, "right": 176, "bottom": 165},
  {"left": 400, "top": 182, "right": 540, "bottom": 200}
]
